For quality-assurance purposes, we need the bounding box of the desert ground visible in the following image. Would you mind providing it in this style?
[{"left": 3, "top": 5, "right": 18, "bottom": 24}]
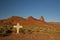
[{"left": 0, "top": 16, "right": 60, "bottom": 40}]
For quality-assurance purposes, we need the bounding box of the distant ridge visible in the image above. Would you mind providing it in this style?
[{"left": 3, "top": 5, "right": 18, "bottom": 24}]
[{"left": 0, "top": 16, "right": 57, "bottom": 28}]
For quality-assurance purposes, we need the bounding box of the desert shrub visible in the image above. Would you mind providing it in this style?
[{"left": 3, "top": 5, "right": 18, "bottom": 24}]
[
  {"left": 41, "top": 28, "right": 48, "bottom": 32},
  {"left": 12, "top": 28, "right": 17, "bottom": 33},
  {"left": 19, "top": 28, "right": 25, "bottom": 34},
  {"left": 39, "top": 27, "right": 52, "bottom": 33},
  {"left": 23, "top": 27, "right": 40, "bottom": 34},
  {"left": 54, "top": 29, "right": 60, "bottom": 34},
  {"left": 26, "top": 28, "right": 33, "bottom": 34},
  {"left": 28, "top": 29, "right": 32, "bottom": 33},
  {"left": 39, "top": 27, "right": 59, "bottom": 34},
  {"left": 32, "top": 27, "right": 40, "bottom": 32},
  {"left": 0, "top": 25, "right": 12, "bottom": 37}
]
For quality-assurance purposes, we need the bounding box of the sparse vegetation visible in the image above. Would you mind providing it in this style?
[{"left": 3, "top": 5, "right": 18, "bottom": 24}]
[
  {"left": 0, "top": 25, "right": 12, "bottom": 37},
  {"left": 0, "top": 25, "right": 60, "bottom": 38},
  {"left": 10, "top": 26, "right": 60, "bottom": 34},
  {"left": 0, "top": 25, "right": 60, "bottom": 40},
  {"left": 39, "top": 26, "right": 60, "bottom": 34},
  {"left": 19, "top": 28, "right": 25, "bottom": 34},
  {"left": 0, "top": 16, "right": 60, "bottom": 40}
]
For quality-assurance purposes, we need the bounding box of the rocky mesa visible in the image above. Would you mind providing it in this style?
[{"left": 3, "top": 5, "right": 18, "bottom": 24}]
[{"left": 0, "top": 16, "right": 56, "bottom": 28}]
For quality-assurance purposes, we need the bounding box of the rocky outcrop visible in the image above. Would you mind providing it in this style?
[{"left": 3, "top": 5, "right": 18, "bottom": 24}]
[
  {"left": 0, "top": 16, "right": 46, "bottom": 27},
  {"left": 40, "top": 16, "right": 45, "bottom": 22}
]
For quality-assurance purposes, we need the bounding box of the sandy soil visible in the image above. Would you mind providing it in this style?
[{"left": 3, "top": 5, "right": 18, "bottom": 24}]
[{"left": 0, "top": 32, "right": 60, "bottom": 40}]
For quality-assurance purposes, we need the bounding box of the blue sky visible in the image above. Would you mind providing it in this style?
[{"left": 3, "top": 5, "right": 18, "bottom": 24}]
[{"left": 0, "top": 0, "right": 60, "bottom": 22}]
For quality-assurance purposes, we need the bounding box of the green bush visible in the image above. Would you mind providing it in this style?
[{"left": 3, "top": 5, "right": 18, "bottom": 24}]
[
  {"left": 0, "top": 25, "right": 12, "bottom": 37},
  {"left": 25, "top": 28, "right": 33, "bottom": 34},
  {"left": 32, "top": 27, "right": 40, "bottom": 32}
]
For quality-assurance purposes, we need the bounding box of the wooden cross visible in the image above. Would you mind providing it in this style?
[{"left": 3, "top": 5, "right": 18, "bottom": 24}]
[{"left": 13, "top": 23, "right": 23, "bottom": 34}]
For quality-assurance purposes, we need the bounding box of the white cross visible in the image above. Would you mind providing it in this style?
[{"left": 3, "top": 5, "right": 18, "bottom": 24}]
[{"left": 13, "top": 23, "right": 23, "bottom": 34}]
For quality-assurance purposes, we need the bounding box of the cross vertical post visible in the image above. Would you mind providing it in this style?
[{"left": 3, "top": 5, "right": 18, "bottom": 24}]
[{"left": 13, "top": 23, "right": 23, "bottom": 34}]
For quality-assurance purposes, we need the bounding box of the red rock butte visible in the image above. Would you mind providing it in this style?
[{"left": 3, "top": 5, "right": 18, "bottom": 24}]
[{"left": 0, "top": 16, "right": 54, "bottom": 27}]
